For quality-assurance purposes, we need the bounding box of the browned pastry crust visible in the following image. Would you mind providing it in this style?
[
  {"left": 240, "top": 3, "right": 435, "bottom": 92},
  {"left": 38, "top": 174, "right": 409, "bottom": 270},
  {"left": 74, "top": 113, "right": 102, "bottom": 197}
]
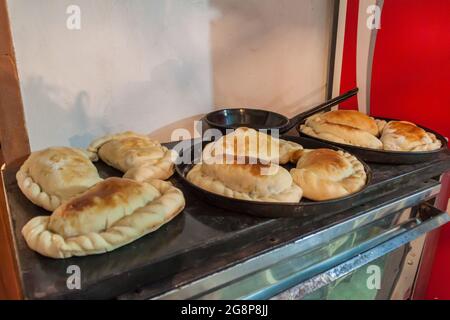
[
  {"left": 380, "top": 121, "right": 442, "bottom": 151},
  {"left": 21, "top": 177, "right": 185, "bottom": 258},
  {"left": 300, "top": 111, "right": 383, "bottom": 149},
  {"left": 187, "top": 162, "right": 302, "bottom": 203},
  {"left": 290, "top": 148, "right": 366, "bottom": 201},
  {"left": 202, "top": 127, "right": 303, "bottom": 165},
  {"left": 88, "top": 131, "right": 175, "bottom": 181},
  {"left": 320, "top": 110, "right": 380, "bottom": 136},
  {"left": 16, "top": 147, "right": 102, "bottom": 211}
]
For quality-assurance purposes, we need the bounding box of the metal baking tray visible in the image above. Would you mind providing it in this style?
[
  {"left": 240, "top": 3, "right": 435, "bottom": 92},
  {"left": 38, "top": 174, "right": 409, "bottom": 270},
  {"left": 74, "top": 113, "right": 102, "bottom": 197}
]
[
  {"left": 297, "top": 117, "right": 448, "bottom": 164},
  {"left": 175, "top": 136, "right": 372, "bottom": 218}
]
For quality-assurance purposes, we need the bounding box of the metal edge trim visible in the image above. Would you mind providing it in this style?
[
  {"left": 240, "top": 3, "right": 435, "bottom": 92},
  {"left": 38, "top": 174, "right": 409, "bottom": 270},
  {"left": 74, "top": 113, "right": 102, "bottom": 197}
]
[
  {"left": 366, "top": 0, "right": 384, "bottom": 114},
  {"left": 326, "top": 0, "right": 340, "bottom": 100},
  {"left": 267, "top": 207, "right": 449, "bottom": 300}
]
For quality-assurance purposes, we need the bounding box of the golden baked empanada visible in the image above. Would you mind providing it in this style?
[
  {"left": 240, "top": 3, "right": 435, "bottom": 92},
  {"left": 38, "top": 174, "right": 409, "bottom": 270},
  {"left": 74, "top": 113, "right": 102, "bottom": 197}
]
[
  {"left": 22, "top": 177, "right": 185, "bottom": 258},
  {"left": 88, "top": 131, "right": 176, "bottom": 181},
  {"left": 380, "top": 121, "right": 442, "bottom": 151},
  {"left": 16, "top": 147, "right": 102, "bottom": 211},
  {"left": 203, "top": 127, "right": 303, "bottom": 165},
  {"left": 300, "top": 111, "right": 383, "bottom": 149},
  {"left": 317, "top": 110, "right": 380, "bottom": 136},
  {"left": 290, "top": 148, "right": 366, "bottom": 201},
  {"left": 187, "top": 162, "right": 302, "bottom": 203}
]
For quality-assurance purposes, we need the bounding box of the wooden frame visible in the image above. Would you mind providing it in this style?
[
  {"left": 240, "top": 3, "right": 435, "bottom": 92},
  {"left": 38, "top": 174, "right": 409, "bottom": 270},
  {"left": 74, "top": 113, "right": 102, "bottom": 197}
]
[
  {"left": 0, "top": 0, "right": 28, "bottom": 299},
  {"left": 0, "top": 0, "right": 30, "bottom": 164}
]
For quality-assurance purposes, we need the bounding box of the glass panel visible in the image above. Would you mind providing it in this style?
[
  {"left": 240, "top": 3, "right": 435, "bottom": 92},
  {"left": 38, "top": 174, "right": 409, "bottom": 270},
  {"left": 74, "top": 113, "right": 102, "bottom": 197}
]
[
  {"left": 200, "top": 208, "right": 414, "bottom": 300},
  {"left": 302, "top": 254, "right": 389, "bottom": 300}
]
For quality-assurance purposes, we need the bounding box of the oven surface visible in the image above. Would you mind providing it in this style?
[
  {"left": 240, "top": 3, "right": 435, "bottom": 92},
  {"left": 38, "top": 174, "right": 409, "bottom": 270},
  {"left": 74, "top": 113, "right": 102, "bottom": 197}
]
[{"left": 2, "top": 142, "right": 450, "bottom": 300}]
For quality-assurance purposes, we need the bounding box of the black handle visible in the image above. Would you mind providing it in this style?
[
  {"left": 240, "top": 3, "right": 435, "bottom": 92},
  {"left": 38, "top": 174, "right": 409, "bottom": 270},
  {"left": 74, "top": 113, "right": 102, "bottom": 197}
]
[{"left": 282, "top": 87, "right": 359, "bottom": 132}]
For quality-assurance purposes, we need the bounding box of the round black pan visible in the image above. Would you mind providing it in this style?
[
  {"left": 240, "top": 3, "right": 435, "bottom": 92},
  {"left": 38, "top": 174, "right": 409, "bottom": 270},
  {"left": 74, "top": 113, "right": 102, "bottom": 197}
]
[
  {"left": 175, "top": 136, "right": 372, "bottom": 218},
  {"left": 297, "top": 117, "right": 448, "bottom": 164},
  {"left": 204, "top": 88, "right": 358, "bottom": 134}
]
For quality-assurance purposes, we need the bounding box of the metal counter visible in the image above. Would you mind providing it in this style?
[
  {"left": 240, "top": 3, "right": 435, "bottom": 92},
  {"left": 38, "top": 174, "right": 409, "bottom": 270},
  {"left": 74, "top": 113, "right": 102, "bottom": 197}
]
[{"left": 2, "top": 144, "right": 450, "bottom": 300}]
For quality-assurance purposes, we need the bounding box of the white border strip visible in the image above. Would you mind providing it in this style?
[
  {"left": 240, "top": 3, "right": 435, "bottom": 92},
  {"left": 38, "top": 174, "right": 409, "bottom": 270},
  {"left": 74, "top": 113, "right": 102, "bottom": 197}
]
[
  {"left": 357, "top": 0, "right": 382, "bottom": 114},
  {"left": 331, "top": 0, "right": 348, "bottom": 103}
]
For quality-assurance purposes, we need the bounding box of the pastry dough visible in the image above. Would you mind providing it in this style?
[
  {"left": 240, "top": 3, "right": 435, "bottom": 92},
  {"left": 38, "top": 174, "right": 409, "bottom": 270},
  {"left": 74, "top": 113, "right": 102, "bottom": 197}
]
[
  {"left": 88, "top": 131, "right": 176, "bottom": 181},
  {"left": 380, "top": 121, "right": 442, "bottom": 151},
  {"left": 203, "top": 127, "right": 303, "bottom": 165},
  {"left": 187, "top": 162, "right": 302, "bottom": 203},
  {"left": 290, "top": 148, "right": 366, "bottom": 201},
  {"left": 318, "top": 110, "right": 380, "bottom": 136},
  {"left": 21, "top": 177, "right": 185, "bottom": 258},
  {"left": 189, "top": 128, "right": 304, "bottom": 202},
  {"left": 16, "top": 147, "right": 102, "bottom": 211},
  {"left": 300, "top": 111, "right": 383, "bottom": 149}
]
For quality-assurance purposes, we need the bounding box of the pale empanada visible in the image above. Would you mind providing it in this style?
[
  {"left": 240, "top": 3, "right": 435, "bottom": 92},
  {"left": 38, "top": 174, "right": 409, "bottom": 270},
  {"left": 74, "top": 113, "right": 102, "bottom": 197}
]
[
  {"left": 187, "top": 162, "right": 302, "bottom": 203},
  {"left": 21, "top": 177, "right": 185, "bottom": 258},
  {"left": 203, "top": 127, "right": 303, "bottom": 165},
  {"left": 16, "top": 147, "right": 102, "bottom": 211},
  {"left": 88, "top": 131, "right": 176, "bottom": 181},
  {"left": 290, "top": 148, "right": 366, "bottom": 201},
  {"left": 300, "top": 111, "right": 383, "bottom": 149},
  {"left": 380, "top": 121, "right": 442, "bottom": 151}
]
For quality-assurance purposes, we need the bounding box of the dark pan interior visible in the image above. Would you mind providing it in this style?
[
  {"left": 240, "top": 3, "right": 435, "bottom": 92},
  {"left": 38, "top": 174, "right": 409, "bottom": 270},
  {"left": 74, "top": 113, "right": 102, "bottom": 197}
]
[
  {"left": 297, "top": 116, "right": 448, "bottom": 164},
  {"left": 205, "top": 108, "right": 289, "bottom": 131},
  {"left": 175, "top": 136, "right": 373, "bottom": 218}
]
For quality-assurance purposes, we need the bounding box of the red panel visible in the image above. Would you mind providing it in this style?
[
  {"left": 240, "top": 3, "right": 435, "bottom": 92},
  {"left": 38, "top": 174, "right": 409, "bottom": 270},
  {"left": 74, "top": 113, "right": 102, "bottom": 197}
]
[
  {"left": 370, "top": 0, "right": 450, "bottom": 300},
  {"left": 339, "top": 0, "right": 359, "bottom": 110},
  {"left": 370, "top": 0, "right": 450, "bottom": 138}
]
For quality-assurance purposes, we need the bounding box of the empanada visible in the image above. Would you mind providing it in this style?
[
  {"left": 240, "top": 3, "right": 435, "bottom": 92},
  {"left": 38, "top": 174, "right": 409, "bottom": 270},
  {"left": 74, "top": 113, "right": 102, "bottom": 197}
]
[
  {"left": 16, "top": 147, "right": 102, "bottom": 211},
  {"left": 380, "top": 121, "right": 442, "bottom": 151},
  {"left": 88, "top": 131, "right": 176, "bottom": 181},
  {"left": 203, "top": 127, "right": 303, "bottom": 165},
  {"left": 22, "top": 177, "right": 185, "bottom": 258},
  {"left": 300, "top": 110, "right": 383, "bottom": 149},
  {"left": 317, "top": 110, "right": 380, "bottom": 136},
  {"left": 187, "top": 162, "right": 302, "bottom": 203},
  {"left": 290, "top": 148, "right": 366, "bottom": 201}
]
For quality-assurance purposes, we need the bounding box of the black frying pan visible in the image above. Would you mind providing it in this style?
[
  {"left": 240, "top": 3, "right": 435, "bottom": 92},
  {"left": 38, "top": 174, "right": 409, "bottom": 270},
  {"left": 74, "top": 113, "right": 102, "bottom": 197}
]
[
  {"left": 204, "top": 88, "right": 358, "bottom": 134},
  {"left": 175, "top": 136, "right": 372, "bottom": 218},
  {"left": 297, "top": 117, "right": 448, "bottom": 164}
]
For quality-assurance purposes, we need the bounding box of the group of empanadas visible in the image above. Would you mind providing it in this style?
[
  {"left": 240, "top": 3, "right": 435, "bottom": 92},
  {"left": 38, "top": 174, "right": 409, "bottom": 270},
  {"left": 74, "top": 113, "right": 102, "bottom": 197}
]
[
  {"left": 18, "top": 127, "right": 370, "bottom": 258},
  {"left": 186, "top": 128, "right": 367, "bottom": 203},
  {"left": 189, "top": 128, "right": 304, "bottom": 203},
  {"left": 18, "top": 132, "right": 184, "bottom": 259},
  {"left": 300, "top": 110, "right": 442, "bottom": 152}
]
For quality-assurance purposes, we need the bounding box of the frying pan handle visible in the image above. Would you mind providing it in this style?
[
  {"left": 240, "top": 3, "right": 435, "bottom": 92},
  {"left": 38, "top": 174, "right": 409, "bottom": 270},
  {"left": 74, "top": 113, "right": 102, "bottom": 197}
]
[{"left": 283, "top": 87, "right": 359, "bottom": 132}]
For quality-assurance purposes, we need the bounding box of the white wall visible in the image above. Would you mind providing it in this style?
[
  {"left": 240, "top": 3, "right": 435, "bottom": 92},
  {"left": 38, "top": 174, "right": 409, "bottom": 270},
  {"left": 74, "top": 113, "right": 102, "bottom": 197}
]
[
  {"left": 211, "top": 0, "right": 333, "bottom": 116},
  {"left": 7, "top": 0, "right": 333, "bottom": 150}
]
